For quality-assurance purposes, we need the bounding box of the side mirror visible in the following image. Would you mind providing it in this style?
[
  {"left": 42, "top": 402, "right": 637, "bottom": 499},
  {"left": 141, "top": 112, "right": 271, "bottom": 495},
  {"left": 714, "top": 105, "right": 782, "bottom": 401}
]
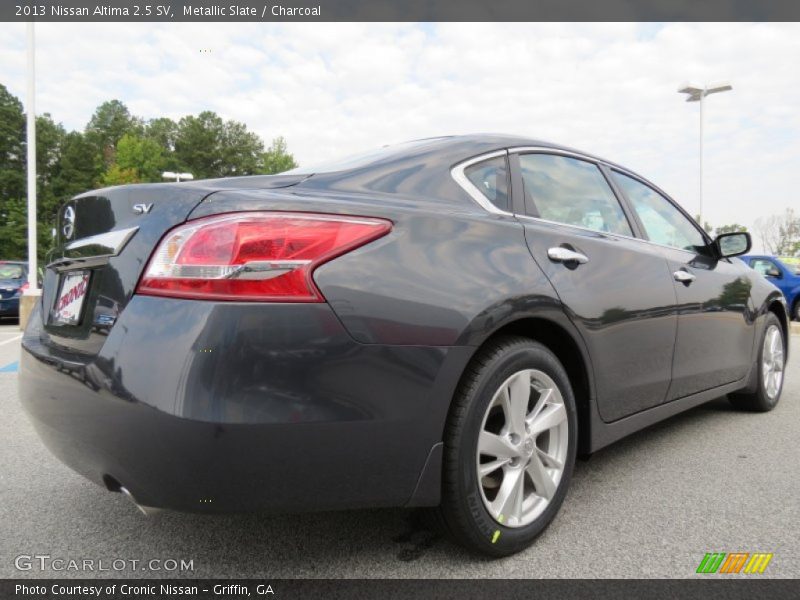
[
  {"left": 765, "top": 266, "right": 782, "bottom": 279},
  {"left": 715, "top": 231, "right": 751, "bottom": 258}
]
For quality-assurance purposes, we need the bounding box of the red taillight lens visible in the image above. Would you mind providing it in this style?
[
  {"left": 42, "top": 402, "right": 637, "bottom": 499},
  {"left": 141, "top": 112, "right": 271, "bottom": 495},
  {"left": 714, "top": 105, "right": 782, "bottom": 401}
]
[{"left": 136, "top": 212, "right": 392, "bottom": 302}]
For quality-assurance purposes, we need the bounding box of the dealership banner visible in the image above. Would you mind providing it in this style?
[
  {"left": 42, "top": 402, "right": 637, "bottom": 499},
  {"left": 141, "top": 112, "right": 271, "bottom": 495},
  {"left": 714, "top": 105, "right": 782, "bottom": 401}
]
[
  {"left": 3, "top": 579, "right": 800, "bottom": 599},
  {"left": 3, "top": 0, "right": 800, "bottom": 22}
]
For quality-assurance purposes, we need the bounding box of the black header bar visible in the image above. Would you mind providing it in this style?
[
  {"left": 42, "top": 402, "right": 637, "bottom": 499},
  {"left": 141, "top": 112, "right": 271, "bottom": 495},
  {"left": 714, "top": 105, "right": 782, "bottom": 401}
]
[{"left": 3, "top": 0, "right": 800, "bottom": 22}]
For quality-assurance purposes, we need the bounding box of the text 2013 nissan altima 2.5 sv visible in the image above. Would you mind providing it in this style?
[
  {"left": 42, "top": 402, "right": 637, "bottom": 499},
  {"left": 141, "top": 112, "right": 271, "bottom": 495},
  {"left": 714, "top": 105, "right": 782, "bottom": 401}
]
[{"left": 19, "top": 135, "right": 789, "bottom": 556}]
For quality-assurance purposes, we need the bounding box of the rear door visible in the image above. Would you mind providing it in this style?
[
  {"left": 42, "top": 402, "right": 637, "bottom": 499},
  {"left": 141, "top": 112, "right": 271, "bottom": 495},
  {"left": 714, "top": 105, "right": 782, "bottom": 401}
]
[
  {"left": 509, "top": 151, "right": 678, "bottom": 422},
  {"left": 610, "top": 170, "right": 755, "bottom": 400}
]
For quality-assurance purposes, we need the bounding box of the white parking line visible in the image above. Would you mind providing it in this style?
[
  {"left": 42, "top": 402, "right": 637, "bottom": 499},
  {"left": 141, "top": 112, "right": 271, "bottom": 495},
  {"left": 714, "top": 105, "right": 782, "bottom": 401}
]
[{"left": 0, "top": 335, "right": 22, "bottom": 346}]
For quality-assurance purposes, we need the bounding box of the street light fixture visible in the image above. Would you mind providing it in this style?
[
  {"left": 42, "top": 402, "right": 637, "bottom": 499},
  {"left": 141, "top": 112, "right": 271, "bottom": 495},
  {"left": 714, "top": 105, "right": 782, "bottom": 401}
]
[
  {"left": 678, "top": 82, "right": 733, "bottom": 225},
  {"left": 162, "top": 171, "right": 194, "bottom": 182}
]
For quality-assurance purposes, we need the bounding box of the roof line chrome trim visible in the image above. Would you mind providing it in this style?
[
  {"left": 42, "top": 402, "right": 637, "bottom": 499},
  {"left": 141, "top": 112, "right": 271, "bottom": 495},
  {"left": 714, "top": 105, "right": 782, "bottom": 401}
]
[
  {"left": 453, "top": 145, "right": 707, "bottom": 258},
  {"left": 450, "top": 150, "right": 512, "bottom": 216},
  {"left": 509, "top": 145, "right": 602, "bottom": 163}
]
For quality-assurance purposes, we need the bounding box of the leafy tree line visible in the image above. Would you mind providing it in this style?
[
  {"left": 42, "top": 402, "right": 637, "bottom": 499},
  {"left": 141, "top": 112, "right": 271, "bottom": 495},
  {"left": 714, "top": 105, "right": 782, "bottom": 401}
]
[{"left": 0, "top": 83, "right": 298, "bottom": 260}]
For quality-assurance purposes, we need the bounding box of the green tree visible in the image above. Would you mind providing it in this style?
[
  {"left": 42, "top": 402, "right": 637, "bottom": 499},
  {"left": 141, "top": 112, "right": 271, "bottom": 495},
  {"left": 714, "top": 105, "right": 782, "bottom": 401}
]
[
  {"left": 145, "top": 117, "right": 180, "bottom": 171},
  {"left": 52, "top": 131, "right": 97, "bottom": 199},
  {"left": 0, "top": 197, "right": 52, "bottom": 260},
  {"left": 0, "top": 82, "right": 299, "bottom": 260},
  {"left": 173, "top": 111, "right": 225, "bottom": 178},
  {"left": 0, "top": 87, "right": 65, "bottom": 259},
  {"left": 102, "top": 133, "right": 164, "bottom": 185},
  {"left": 261, "top": 136, "right": 298, "bottom": 174},
  {"left": 174, "top": 111, "right": 264, "bottom": 178},
  {"left": 0, "top": 84, "right": 25, "bottom": 206},
  {"left": 0, "top": 197, "right": 27, "bottom": 259},
  {"left": 35, "top": 114, "right": 67, "bottom": 243},
  {"left": 85, "top": 100, "right": 143, "bottom": 172},
  {"left": 220, "top": 119, "right": 264, "bottom": 175}
]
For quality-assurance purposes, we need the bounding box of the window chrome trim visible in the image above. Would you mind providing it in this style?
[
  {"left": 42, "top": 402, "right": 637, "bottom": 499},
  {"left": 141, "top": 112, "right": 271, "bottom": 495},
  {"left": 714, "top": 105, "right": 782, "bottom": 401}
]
[
  {"left": 453, "top": 145, "right": 707, "bottom": 258},
  {"left": 450, "top": 150, "right": 512, "bottom": 216},
  {"left": 510, "top": 145, "right": 603, "bottom": 163},
  {"left": 510, "top": 146, "right": 707, "bottom": 257},
  {"left": 515, "top": 214, "right": 699, "bottom": 257}
]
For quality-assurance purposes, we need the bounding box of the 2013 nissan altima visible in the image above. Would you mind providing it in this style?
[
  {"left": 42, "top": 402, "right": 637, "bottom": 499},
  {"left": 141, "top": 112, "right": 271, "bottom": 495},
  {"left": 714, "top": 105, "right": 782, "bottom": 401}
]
[{"left": 19, "top": 135, "right": 788, "bottom": 556}]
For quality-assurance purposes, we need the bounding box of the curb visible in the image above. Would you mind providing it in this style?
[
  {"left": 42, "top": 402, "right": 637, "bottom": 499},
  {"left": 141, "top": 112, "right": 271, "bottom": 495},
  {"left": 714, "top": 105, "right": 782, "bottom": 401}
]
[{"left": 792, "top": 322, "right": 800, "bottom": 336}]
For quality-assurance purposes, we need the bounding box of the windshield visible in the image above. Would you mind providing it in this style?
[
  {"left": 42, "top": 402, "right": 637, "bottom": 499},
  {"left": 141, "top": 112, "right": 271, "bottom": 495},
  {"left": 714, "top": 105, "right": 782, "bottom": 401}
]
[{"left": 0, "top": 264, "right": 24, "bottom": 279}]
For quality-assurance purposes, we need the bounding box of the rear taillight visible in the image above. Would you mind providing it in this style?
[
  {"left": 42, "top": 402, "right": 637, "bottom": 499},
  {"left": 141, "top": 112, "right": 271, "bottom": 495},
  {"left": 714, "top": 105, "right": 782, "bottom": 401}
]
[{"left": 136, "top": 212, "right": 392, "bottom": 302}]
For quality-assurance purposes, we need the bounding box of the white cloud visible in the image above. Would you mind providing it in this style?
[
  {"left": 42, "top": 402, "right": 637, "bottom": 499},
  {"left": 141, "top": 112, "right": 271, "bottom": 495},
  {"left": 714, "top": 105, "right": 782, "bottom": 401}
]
[{"left": 2, "top": 21, "right": 800, "bottom": 243}]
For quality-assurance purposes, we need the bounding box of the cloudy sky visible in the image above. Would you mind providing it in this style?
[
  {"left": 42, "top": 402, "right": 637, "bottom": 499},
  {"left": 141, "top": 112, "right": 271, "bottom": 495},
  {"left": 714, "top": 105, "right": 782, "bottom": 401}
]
[{"left": 2, "top": 22, "right": 799, "bottom": 243}]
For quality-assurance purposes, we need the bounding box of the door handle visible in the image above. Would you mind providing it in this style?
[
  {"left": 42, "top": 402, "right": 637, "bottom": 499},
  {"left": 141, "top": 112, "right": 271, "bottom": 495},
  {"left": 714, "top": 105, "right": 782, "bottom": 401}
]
[
  {"left": 547, "top": 247, "right": 589, "bottom": 265},
  {"left": 673, "top": 270, "right": 696, "bottom": 284}
]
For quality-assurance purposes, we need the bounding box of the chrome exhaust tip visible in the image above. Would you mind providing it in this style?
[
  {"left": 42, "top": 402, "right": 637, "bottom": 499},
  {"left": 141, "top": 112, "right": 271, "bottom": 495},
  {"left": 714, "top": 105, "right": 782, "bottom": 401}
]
[{"left": 119, "top": 486, "right": 162, "bottom": 517}]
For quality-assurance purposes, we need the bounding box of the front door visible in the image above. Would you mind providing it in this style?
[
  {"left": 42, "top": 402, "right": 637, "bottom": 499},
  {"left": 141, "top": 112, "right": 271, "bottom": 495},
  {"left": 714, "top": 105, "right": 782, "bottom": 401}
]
[{"left": 610, "top": 170, "right": 755, "bottom": 400}]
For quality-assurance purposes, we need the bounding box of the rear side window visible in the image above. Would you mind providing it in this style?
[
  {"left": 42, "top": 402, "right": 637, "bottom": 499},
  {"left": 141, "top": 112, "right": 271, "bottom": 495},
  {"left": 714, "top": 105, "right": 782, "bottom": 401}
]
[
  {"left": 464, "top": 156, "right": 510, "bottom": 212},
  {"left": 518, "top": 153, "right": 632, "bottom": 236},
  {"left": 612, "top": 171, "right": 706, "bottom": 252}
]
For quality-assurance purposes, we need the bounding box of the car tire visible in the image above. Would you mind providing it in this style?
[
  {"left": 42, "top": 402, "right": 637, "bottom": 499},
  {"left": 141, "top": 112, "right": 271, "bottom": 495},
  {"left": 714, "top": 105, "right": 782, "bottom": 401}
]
[
  {"left": 435, "top": 336, "right": 577, "bottom": 557},
  {"left": 793, "top": 299, "right": 800, "bottom": 322},
  {"left": 729, "top": 313, "right": 786, "bottom": 412}
]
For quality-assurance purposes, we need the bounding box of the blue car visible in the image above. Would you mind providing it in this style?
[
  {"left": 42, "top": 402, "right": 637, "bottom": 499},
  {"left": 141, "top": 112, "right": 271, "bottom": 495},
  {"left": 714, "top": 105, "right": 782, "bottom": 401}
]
[
  {"left": 0, "top": 261, "right": 29, "bottom": 320},
  {"left": 741, "top": 255, "right": 800, "bottom": 321}
]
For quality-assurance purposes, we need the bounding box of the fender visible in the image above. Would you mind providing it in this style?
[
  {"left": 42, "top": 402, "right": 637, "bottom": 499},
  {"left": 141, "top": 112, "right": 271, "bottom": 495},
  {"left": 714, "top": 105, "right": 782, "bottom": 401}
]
[{"left": 453, "top": 295, "right": 599, "bottom": 455}]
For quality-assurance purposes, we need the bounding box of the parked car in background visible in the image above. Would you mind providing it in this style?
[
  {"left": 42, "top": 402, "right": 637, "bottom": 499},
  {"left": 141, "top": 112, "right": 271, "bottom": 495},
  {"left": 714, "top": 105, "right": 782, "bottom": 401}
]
[
  {"left": 741, "top": 255, "right": 800, "bottom": 321},
  {"left": 18, "top": 135, "right": 789, "bottom": 557},
  {"left": 0, "top": 261, "right": 29, "bottom": 320}
]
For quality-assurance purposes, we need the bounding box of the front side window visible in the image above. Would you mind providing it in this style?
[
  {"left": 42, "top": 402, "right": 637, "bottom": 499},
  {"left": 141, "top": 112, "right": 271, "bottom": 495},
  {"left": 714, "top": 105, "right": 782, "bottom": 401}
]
[
  {"left": 612, "top": 171, "right": 706, "bottom": 252},
  {"left": 464, "top": 156, "right": 509, "bottom": 212},
  {"left": 518, "top": 154, "right": 632, "bottom": 236}
]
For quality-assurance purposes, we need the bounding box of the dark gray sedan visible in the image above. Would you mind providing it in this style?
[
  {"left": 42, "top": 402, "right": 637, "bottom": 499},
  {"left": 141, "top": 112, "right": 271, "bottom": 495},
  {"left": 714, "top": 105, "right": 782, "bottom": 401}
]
[{"left": 19, "top": 135, "right": 788, "bottom": 556}]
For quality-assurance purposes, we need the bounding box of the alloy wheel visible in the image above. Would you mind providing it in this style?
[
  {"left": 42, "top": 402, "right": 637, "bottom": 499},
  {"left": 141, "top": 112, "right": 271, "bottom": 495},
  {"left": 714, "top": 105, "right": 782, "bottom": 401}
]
[
  {"left": 762, "top": 324, "right": 784, "bottom": 400},
  {"left": 476, "top": 369, "right": 569, "bottom": 528}
]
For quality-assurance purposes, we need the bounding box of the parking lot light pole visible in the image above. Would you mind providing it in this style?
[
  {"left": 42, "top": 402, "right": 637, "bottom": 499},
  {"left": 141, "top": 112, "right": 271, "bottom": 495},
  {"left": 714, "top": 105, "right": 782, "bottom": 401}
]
[
  {"left": 678, "top": 82, "right": 733, "bottom": 225},
  {"left": 26, "top": 22, "right": 37, "bottom": 292},
  {"left": 20, "top": 22, "right": 41, "bottom": 331}
]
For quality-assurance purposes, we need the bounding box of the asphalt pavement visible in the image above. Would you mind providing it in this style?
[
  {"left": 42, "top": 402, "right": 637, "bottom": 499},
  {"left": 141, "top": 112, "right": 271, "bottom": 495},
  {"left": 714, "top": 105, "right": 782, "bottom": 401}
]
[{"left": 1, "top": 321, "right": 798, "bottom": 578}]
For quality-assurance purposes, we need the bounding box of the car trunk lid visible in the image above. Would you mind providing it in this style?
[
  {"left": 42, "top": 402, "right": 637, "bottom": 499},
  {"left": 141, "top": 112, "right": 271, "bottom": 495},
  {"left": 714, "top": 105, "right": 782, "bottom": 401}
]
[{"left": 40, "top": 175, "right": 308, "bottom": 355}]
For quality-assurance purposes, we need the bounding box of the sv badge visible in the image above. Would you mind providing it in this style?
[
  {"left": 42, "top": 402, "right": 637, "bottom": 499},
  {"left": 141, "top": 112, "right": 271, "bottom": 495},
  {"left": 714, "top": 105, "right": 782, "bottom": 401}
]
[{"left": 132, "top": 203, "right": 154, "bottom": 215}]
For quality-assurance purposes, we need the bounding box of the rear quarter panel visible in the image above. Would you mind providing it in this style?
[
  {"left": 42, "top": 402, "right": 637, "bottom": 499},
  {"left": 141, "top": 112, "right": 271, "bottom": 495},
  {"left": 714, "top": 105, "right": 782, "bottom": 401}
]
[{"left": 189, "top": 188, "right": 562, "bottom": 348}]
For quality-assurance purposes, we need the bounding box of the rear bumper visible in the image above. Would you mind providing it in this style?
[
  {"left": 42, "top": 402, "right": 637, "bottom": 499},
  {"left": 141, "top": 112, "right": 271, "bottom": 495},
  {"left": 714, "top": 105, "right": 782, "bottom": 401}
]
[
  {"left": 19, "top": 296, "right": 471, "bottom": 512},
  {"left": 0, "top": 296, "right": 20, "bottom": 316}
]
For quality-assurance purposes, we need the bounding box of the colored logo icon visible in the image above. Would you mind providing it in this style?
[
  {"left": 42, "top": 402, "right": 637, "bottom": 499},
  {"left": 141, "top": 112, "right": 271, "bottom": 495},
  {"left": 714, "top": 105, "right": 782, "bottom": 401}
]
[{"left": 696, "top": 552, "right": 773, "bottom": 574}]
